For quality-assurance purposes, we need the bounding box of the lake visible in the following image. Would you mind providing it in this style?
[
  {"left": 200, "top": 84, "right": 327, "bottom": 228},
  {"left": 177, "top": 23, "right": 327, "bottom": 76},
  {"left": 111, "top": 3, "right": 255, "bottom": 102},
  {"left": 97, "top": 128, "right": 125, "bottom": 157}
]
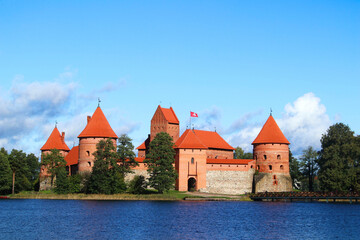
[{"left": 0, "top": 199, "right": 359, "bottom": 239}]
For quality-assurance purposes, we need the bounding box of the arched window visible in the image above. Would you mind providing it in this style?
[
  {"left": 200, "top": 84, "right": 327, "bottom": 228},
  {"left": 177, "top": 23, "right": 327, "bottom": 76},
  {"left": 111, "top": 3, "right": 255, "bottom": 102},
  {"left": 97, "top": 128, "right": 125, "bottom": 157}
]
[
  {"left": 264, "top": 155, "right": 267, "bottom": 160},
  {"left": 280, "top": 165, "right": 284, "bottom": 170},
  {"left": 191, "top": 157, "right": 194, "bottom": 164},
  {"left": 86, "top": 151, "right": 90, "bottom": 157},
  {"left": 269, "top": 165, "right": 272, "bottom": 170},
  {"left": 88, "top": 161, "right": 91, "bottom": 167},
  {"left": 277, "top": 155, "right": 281, "bottom": 160}
]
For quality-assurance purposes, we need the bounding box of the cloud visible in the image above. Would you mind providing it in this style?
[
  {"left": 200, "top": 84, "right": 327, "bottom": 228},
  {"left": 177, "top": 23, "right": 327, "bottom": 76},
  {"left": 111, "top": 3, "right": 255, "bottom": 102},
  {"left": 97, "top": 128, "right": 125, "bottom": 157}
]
[
  {"left": 278, "top": 92, "right": 331, "bottom": 153},
  {"left": 191, "top": 106, "right": 222, "bottom": 132},
  {"left": 227, "top": 93, "right": 331, "bottom": 155},
  {"left": 80, "top": 78, "right": 127, "bottom": 100},
  {"left": 0, "top": 73, "right": 77, "bottom": 154}
]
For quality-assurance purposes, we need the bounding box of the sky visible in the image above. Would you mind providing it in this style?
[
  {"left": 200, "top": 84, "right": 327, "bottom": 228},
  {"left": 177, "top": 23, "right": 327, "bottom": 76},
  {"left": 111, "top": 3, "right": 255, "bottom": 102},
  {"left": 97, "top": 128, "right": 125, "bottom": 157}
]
[{"left": 0, "top": 0, "right": 359, "bottom": 157}]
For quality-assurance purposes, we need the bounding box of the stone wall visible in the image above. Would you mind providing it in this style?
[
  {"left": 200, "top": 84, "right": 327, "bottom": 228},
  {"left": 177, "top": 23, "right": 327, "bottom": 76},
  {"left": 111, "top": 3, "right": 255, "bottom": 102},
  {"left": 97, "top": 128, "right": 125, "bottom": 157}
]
[
  {"left": 254, "top": 172, "right": 292, "bottom": 193},
  {"left": 39, "top": 176, "right": 54, "bottom": 191},
  {"left": 125, "top": 169, "right": 150, "bottom": 183},
  {"left": 201, "top": 169, "right": 255, "bottom": 195}
]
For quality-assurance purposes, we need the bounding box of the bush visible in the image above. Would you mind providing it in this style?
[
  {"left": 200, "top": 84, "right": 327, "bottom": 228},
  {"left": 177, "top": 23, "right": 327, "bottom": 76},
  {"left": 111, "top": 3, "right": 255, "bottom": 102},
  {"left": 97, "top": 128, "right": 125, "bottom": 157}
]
[
  {"left": 68, "top": 174, "right": 82, "bottom": 193},
  {"left": 128, "top": 175, "right": 147, "bottom": 194}
]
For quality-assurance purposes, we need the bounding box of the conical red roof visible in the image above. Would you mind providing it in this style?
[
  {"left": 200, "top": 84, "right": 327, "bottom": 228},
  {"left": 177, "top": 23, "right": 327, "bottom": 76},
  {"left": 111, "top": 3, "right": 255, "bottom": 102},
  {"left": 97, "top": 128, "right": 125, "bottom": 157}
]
[
  {"left": 65, "top": 146, "right": 79, "bottom": 166},
  {"left": 78, "top": 107, "right": 118, "bottom": 139},
  {"left": 174, "top": 129, "right": 208, "bottom": 149},
  {"left": 252, "top": 115, "right": 290, "bottom": 145},
  {"left": 41, "top": 127, "right": 70, "bottom": 151}
]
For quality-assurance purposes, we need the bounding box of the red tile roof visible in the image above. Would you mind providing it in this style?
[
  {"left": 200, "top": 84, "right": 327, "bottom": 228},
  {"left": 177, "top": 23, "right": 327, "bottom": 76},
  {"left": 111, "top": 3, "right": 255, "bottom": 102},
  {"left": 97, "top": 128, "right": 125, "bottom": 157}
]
[
  {"left": 41, "top": 127, "right": 70, "bottom": 151},
  {"left": 65, "top": 146, "right": 79, "bottom": 166},
  {"left": 136, "top": 141, "right": 146, "bottom": 150},
  {"left": 78, "top": 107, "right": 118, "bottom": 139},
  {"left": 207, "top": 159, "right": 254, "bottom": 164},
  {"left": 135, "top": 157, "right": 145, "bottom": 163},
  {"left": 160, "top": 106, "right": 179, "bottom": 124},
  {"left": 174, "top": 129, "right": 208, "bottom": 149},
  {"left": 252, "top": 115, "right": 290, "bottom": 145},
  {"left": 193, "top": 130, "right": 235, "bottom": 150}
]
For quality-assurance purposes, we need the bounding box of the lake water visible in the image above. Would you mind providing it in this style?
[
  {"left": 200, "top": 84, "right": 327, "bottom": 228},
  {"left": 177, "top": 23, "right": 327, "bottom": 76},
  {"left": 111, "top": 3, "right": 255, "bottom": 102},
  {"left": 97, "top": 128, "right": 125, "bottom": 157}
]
[{"left": 0, "top": 199, "right": 359, "bottom": 239}]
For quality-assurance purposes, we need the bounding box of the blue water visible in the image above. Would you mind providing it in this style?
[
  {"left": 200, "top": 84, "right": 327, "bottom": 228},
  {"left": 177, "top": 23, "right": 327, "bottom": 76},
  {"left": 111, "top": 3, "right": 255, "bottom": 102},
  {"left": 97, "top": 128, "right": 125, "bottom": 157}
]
[{"left": 0, "top": 200, "right": 359, "bottom": 239}]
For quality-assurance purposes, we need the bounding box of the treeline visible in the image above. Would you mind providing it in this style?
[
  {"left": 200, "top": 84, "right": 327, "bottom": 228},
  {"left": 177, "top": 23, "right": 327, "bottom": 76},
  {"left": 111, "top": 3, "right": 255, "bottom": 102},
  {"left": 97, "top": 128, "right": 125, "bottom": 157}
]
[
  {"left": 44, "top": 133, "right": 177, "bottom": 195},
  {"left": 0, "top": 148, "right": 40, "bottom": 195},
  {"left": 290, "top": 123, "right": 360, "bottom": 192}
]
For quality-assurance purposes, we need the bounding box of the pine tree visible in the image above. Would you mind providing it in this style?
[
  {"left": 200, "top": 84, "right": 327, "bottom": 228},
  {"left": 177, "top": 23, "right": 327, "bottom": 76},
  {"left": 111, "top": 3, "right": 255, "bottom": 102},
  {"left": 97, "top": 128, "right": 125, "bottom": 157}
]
[
  {"left": 0, "top": 152, "right": 12, "bottom": 195},
  {"left": 54, "top": 166, "right": 69, "bottom": 194},
  {"left": 8, "top": 149, "right": 27, "bottom": 194},
  {"left": 145, "top": 132, "right": 177, "bottom": 193},
  {"left": 88, "top": 138, "right": 126, "bottom": 194},
  {"left": 117, "top": 134, "right": 138, "bottom": 176},
  {"left": 299, "top": 146, "right": 319, "bottom": 192}
]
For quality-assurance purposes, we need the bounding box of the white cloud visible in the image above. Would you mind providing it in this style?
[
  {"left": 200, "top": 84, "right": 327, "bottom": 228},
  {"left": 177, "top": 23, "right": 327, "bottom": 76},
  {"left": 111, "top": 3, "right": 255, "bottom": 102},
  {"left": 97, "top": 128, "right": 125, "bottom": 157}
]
[
  {"left": 227, "top": 93, "right": 331, "bottom": 155},
  {"left": 278, "top": 92, "right": 331, "bottom": 153}
]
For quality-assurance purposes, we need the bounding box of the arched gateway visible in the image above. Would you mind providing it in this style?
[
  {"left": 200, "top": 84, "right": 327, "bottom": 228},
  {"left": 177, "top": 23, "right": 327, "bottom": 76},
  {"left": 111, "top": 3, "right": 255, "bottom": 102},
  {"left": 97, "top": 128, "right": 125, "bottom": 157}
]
[{"left": 188, "top": 178, "right": 196, "bottom": 191}]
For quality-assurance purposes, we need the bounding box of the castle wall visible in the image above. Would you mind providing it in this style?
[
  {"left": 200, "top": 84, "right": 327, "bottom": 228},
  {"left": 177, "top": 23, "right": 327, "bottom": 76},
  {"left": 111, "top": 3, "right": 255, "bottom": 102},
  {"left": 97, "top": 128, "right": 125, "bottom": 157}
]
[
  {"left": 254, "top": 172, "right": 292, "bottom": 192},
  {"left": 202, "top": 168, "right": 255, "bottom": 194},
  {"left": 125, "top": 163, "right": 150, "bottom": 183},
  {"left": 206, "top": 149, "right": 233, "bottom": 159}
]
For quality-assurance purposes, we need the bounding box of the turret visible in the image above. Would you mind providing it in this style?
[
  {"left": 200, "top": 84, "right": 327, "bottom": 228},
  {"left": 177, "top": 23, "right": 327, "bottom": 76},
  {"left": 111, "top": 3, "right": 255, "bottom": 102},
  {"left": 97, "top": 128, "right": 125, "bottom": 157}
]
[
  {"left": 77, "top": 107, "right": 118, "bottom": 173},
  {"left": 252, "top": 115, "right": 292, "bottom": 192}
]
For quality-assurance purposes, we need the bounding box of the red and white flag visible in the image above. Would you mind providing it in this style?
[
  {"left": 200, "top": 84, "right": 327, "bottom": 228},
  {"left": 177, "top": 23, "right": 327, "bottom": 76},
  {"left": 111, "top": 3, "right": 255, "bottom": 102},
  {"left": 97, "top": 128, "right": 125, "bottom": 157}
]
[{"left": 190, "top": 112, "right": 198, "bottom": 117}]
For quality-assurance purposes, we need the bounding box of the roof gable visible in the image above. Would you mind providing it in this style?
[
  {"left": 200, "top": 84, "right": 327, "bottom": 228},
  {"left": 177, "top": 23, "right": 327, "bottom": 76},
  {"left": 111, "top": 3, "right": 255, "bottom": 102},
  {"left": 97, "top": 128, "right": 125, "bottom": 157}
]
[
  {"left": 41, "top": 127, "right": 70, "bottom": 151},
  {"left": 252, "top": 115, "right": 290, "bottom": 145},
  {"left": 193, "top": 130, "right": 235, "bottom": 150},
  {"left": 65, "top": 146, "right": 79, "bottom": 166},
  {"left": 78, "top": 107, "right": 118, "bottom": 139},
  {"left": 174, "top": 129, "right": 208, "bottom": 149},
  {"left": 158, "top": 106, "right": 179, "bottom": 124}
]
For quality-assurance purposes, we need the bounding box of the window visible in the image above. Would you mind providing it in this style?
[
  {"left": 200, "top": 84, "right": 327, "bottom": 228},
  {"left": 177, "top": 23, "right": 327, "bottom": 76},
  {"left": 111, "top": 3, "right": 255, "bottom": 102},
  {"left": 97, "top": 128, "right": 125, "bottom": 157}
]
[
  {"left": 269, "top": 165, "right": 272, "bottom": 170},
  {"left": 264, "top": 155, "right": 267, "bottom": 160},
  {"left": 88, "top": 161, "right": 91, "bottom": 167},
  {"left": 257, "top": 165, "right": 260, "bottom": 170},
  {"left": 86, "top": 151, "right": 90, "bottom": 157},
  {"left": 191, "top": 157, "right": 194, "bottom": 164},
  {"left": 273, "top": 175, "right": 277, "bottom": 179},
  {"left": 277, "top": 155, "right": 281, "bottom": 160},
  {"left": 280, "top": 165, "right": 284, "bottom": 170}
]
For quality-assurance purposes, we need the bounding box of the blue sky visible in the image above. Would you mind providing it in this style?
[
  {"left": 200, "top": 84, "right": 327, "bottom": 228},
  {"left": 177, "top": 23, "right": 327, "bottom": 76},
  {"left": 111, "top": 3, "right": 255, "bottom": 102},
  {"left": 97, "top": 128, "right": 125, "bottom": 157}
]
[{"left": 0, "top": 0, "right": 359, "bottom": 156}]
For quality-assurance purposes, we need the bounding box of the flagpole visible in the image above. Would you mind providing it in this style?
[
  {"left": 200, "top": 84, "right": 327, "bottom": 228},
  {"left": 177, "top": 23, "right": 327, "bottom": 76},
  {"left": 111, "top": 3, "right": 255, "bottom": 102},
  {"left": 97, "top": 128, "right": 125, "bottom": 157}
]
[{"left": 190, "top": 110, "right": 191, "bottom": 130}]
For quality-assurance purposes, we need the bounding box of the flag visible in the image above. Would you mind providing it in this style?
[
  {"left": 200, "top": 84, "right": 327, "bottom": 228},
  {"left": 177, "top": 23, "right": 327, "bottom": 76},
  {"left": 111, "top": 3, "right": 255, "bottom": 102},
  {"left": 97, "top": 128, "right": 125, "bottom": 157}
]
[{"left": 190, "top": 112, "right": 198, "bottom": 117}]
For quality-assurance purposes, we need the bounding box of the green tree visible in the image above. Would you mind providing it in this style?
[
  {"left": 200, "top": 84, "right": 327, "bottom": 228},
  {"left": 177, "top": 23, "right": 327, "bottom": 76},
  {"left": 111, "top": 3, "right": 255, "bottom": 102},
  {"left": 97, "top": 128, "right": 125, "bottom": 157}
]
[
  {"left": 88, "top": 138, "right": 126, "bottom": 194},
  {"left": 318, "top": 123, "right": 360, "bottom": 192},
  {"left": 8, "top": 149, "right": 27, "bottom": 194},
  {"left": 0, "top": 152, "right": 12, "bottom": 195},
  {"left": 145, "top": 132, "right": 177, "bottom": 193},
  {"left": 42, "top": 149, "right": 67, "bottom": 187},
  {"left": 117, "top": 134, "right": 138, "bottom": 175},
  {"left": 289, "top": 150, "right": 302, "bottom": 189},
  {"left": 299, "top": 146, "right": 319, "bottom": 191},
  {"left": 234, "top": 147, "right": 253, "bottom": 159},
  {"left": 128, "top": 175, "right": 147, "bottom": 194},
  {"left": 25, "top": 153, "right": 40, "bottom": 189},
  {"left": 54, "top": 166, "right": 69, "bottom": 194}
]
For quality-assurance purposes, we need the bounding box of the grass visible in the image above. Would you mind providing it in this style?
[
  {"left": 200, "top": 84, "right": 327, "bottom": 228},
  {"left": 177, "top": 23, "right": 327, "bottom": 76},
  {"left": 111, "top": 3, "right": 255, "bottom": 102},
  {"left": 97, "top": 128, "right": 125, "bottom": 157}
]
[{"left": 9, "top": 190, "right": 192, "bottom": 201}]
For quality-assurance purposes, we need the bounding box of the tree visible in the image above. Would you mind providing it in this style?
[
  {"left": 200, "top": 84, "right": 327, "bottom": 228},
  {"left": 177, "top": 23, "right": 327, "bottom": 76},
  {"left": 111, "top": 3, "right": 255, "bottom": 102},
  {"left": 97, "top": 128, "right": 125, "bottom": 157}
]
[
  {"left": 8, "top": 149, "right": 27, "bottom": 194},
  {"left": 88, "top": 138, "right": 126, "bottom": 194},
  {"left": 42, "top": 149, "right": 67, "bottom": 187},
  {"left": 54, "top": 166, "right": 69, "bottom": 194},
  {"left": 145, "top": 132, "right": 177, "bottom": 193},
  {"left": 318, "top": 123, "right": 360, "bottom": 192},
  {"left": 117, "top": 134, "right": 138, "bottom": 176},
  {"left": 25, "top": 153, "right": 40, "bottom": 189},
  {"left": 299, "top": 146, "right": 319, "bottom": 191},
  {"left": 234, "top": 147, "right": 253, "bottom": 159},
  {"left": 289, "top": 150, "right": 301, "bottom": 189},
  {"left": 0, "top": 152, "right": 12, "bottom": 195}
]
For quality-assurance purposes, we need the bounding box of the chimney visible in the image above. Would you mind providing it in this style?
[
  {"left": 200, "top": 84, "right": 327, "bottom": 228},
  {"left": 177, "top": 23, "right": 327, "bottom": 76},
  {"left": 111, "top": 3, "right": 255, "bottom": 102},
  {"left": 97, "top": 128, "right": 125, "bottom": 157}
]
[
  {"left": 87, "top": 116, "right": 91, "bottom": 123},
  {"left": 61, "top": 132, "right": 65, "bottom": 142}
]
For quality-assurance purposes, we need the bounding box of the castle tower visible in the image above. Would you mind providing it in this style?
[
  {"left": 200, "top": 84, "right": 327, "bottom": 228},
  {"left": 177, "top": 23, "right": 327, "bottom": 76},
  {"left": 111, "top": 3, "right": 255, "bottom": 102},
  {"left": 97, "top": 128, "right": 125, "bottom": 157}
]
[
  {"left": 40, "top": 126, "right": 70, "bottom": 190},
  {"left": 174, "top": 129, "right": 207, "bottom": 191},
  {"left": 150, "top": 105, "right": 179, "bottom": 142},
  {"left": 137, "top": 105, "right": 179, "bottom": 158},
  {"left": 77, "top": 106, "right": 118, "bottom": 173},
  {"left": 252, "top": 115, "right": 292, "bottom": 192}
]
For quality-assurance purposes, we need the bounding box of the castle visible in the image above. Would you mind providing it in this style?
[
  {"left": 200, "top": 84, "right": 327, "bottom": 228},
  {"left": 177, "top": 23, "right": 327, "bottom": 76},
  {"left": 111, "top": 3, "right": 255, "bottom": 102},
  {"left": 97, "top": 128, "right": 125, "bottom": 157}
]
[{"left": 40, "top": 105, "right": 292, "bottom": 193}]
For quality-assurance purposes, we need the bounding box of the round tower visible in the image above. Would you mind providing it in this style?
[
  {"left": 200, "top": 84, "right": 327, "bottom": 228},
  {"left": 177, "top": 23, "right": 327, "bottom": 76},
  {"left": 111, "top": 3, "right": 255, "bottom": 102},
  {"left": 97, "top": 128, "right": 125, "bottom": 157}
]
[
  {"left": 77, "top": 106, "right": 118, "bottom": 173},
  {"left": 252, "top": 115, "right": 292, "bottom": 192}
]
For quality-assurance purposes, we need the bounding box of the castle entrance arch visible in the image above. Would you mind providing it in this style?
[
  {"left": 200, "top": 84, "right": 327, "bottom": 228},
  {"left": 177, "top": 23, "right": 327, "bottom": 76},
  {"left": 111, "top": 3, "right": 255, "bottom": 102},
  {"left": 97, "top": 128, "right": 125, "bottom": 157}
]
[{"left": 188, "top": 177, "right": 196, "bottom": 191}]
